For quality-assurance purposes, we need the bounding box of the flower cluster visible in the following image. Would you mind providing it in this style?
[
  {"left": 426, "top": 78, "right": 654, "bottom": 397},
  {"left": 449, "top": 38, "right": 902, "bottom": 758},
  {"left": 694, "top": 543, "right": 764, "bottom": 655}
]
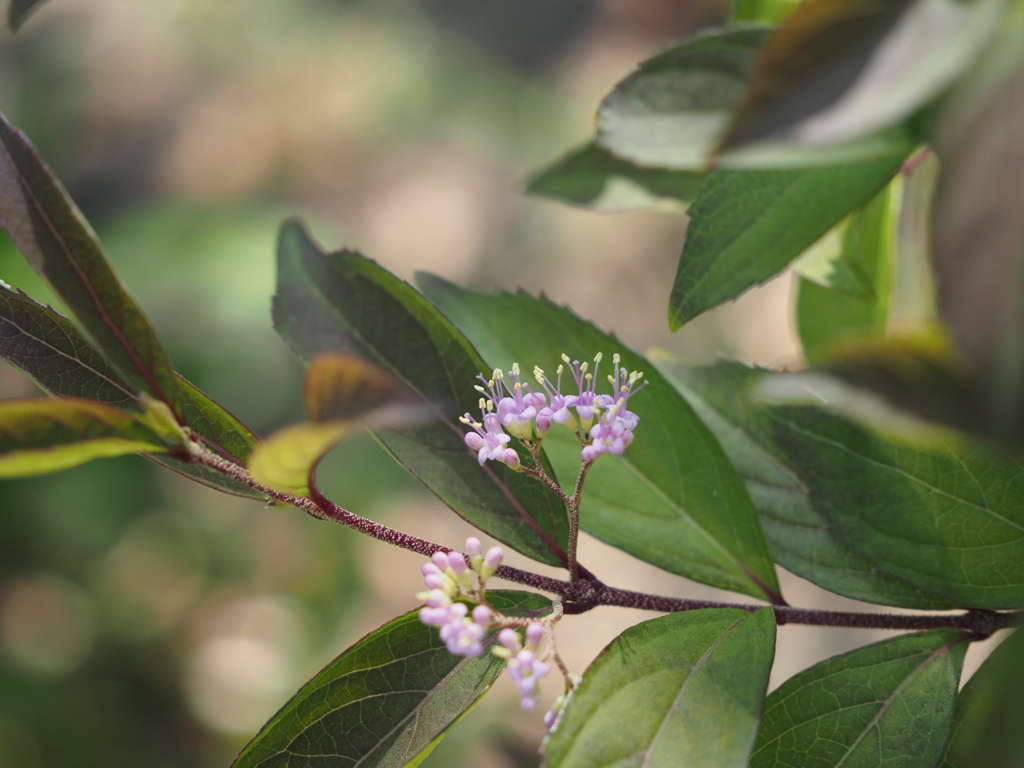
[
  {"left": 416, "top": 537, "right": 503, "bottom": 658},
  {"left": 493, "top": 621, "right": 551, "bottom": 711},
  {"left": 460, "top": 354, "right": 647, "bottom": 467},
  {"left": 416, "top": 536, "right": 566, "bottom": 718}
]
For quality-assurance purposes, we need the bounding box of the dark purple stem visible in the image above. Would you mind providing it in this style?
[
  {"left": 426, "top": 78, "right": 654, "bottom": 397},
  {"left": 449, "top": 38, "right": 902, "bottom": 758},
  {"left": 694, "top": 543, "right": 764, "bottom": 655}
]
[{"left": 189, "top": 444, "right": 1020, "bottom": 637}]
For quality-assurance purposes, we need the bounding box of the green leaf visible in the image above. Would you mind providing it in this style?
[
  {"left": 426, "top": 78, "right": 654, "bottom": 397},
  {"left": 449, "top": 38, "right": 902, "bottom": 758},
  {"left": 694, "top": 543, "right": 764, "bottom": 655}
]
[
  {"left": 594, "top": 27, "right": 774, "bottom": 171},
  {"left": 7, "top": 0, "right": 47, "bottom": 31},
  {"left": 272, "top": 218, "right": 570, "bottom": 567},
  {"left": 525, "top": 143, "right": 705, "bottom": 212},
  {"left": 656, "top": 357, "right": 955, "bottom": 610},
  {"left": 0, "top": 397, "right": 169, "bottom": 477},
  {"left": 751, "top": 630, "right": 967, "bottom": 768},
  {"left": 730, "top": 0, "right": 800, "bottom": 24},
  {"left": 761, "top": 402, "right": 1024, "bottom": 609},
  {"left": 668, "top": 157, "right": 904, "bottom": 329},
  {"left": 795, "top": 178, "right": 898, "bottom": 361},
  {"left": 0, "top": 285, "right": 265, "bottom": 498},
  {"left": 543, "top": 608, "right": 776, "bottom": 768},
  {"left": 417, "top": 276, "right": 782, "bottom": 602},
  {"left": 233, "top": 591, "right": 550, "bottom": 768},
  {"left": 0, "top": 113, "right": 183, "bottom": 415},
  {"left": 720, "top": 0, "right": 1005, "bottom": 153},
  {"left": 249, "top": 422, "right": 355, "bottom": 497},
  {"left": 0, "top": 284, "right": 137, "bottom": 407},
  {"left": 938, "top": 626, "right": 1024, "bottom": 768}
]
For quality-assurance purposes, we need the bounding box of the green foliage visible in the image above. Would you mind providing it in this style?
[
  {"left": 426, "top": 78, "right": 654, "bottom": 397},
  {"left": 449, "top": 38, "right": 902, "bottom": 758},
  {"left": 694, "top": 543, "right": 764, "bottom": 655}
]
[
  {"left": 418, "top": 275, "right": 781, "bottom": 602},
  {"left": 0, "top": 113, "right": 183, "bottom": 416},
  {"left": 525, "top": 143, "right": 705, "bottom": 212},
  {"left": 794, "top": 180, "right": 898, "bottom": 361},
  {"left": 660, "top": 359, "right": 956, "bottom": 610},
  {"left": 543, "top": 608, "right": 776, "bottom": 768},
  {"left": 762, "top": 403, "right": 1024, "bottom": 609},
  {"left": 0, "top": 397, "right": 170, "bottom": 477},
  {"left": 233, "top": 591, "right": 551, "bottom": 768},
  {"left": 3, "top": 0, "right": 1024, "bottom": 765},
  {"left": 938, "top": 626, "right": 1024, "bottom": 768},
  {"left": 272, "top": 219, "right": 571, "bottom": 566},
  {"left": 752, "top": 630, "right": 967, "bottom": 768},
  {"left": 668, "top": 158, "right": 904, "bottom": 330},
  {"left": 595, "top": 27, "right": 773, "bottom": 171},
  {"left": 720, "top": 0, "right": 1005, "bottom": 153}
]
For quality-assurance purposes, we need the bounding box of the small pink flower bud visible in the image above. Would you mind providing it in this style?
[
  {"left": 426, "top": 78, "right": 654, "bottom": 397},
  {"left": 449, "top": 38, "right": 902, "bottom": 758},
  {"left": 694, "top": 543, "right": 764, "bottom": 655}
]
[
  {"left": 581, "top": 443, "right": 600, "bottom": 463},
  {"left": 465, "top": 432, "right": 484, "bottom": 451},
  {"left": 526, "top": 621, "right": 544, "bottom": 648},
  {"left": 451, "top": 603, "right": 468, "bottom": 617},
  {"left": 423, "top": 573, "right": 447, "bottom": 591},
  {"left": 447, "top": 551, "right": 467, "bottom": 575},
  {"left": 419, "top": 607, "right": 450, "bottom": 626},
  {"left": 517, "top": 649, "right": 535, "bottom": 665},
  {"left": 498, "top": 628, "right": 521, "bottom": 652},
  {"left": 472, "top": 605, "right": 491, "bottom": 626},
  {"left": 502, "top": 448, "right": 521, "bottom": 469},
  {"left": 421, "top": 562, "right": 442, "bottom": 578},
  {"left": 432, "top": 552, "right": 450, "bottom": 570},
  {"left": 465, "top": 537, "right": 482, "bottom": 558},
  {"left": 484, "top": 547, "right": 503, "bottom": 570},
  {"left": 544, "top": 708, "right": 558, "bottom": 729}
]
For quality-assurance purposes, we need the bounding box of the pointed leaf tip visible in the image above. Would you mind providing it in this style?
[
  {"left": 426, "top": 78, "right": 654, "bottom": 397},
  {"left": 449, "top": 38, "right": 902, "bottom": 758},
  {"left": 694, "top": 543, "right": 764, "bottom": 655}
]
[{"left": 0, "top": 112, "right": 182, "bottom": 415}]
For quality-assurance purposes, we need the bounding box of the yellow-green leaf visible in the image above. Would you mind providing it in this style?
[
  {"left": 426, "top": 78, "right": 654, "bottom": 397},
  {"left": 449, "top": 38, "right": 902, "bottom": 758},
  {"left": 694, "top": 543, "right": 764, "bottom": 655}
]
[{"left": 0, "top": 397, "right": 169, "bottom": 477}]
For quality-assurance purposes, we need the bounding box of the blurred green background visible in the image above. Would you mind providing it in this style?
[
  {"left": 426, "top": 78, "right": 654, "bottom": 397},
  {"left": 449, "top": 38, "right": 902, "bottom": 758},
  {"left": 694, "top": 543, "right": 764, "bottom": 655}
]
[{"left": 0, "top": 1, "right": 840, "bottom": 765}]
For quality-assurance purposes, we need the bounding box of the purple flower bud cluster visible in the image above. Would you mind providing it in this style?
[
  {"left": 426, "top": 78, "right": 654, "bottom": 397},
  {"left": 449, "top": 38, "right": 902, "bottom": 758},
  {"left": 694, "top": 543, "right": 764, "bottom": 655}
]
[
  {"left": 494, "top": 622, "right": 550, "bottom": 711},
  {"left": 416, "top": 537, "right": 504, "bottom": 658},
  {"left": 461, "top": 353, "right": 647, "bottom": 466}
]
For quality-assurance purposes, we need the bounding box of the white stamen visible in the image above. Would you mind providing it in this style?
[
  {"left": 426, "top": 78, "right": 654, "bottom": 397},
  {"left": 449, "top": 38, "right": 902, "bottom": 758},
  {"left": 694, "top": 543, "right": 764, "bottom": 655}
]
[
  {"left": 561, "top": 353, "right": 570, "bottom": 364},
  {"left": 594, "top": 352, "right": 603, "bottom": 363},
  {"left": 612, "top": 353, "right": 620, "bottom": 365},
  {"left": 556, "top": 365, "right": 564, "bottom": 375},
  {"left": 580, "top": 362, "right": 588, "bottom": 373}
]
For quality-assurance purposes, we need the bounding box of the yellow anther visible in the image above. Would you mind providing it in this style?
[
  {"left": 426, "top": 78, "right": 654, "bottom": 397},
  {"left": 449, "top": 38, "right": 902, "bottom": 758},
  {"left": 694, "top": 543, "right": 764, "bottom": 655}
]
[
  {"left": 613, "top": 353, "right": 620, "bottom": 365},
  {"left": 581, "top": 362, "right": 589, "bottom": 373},
  {"left": 594, "top": 352, "right": 603, "bottom": 363},
  {"left": 492, "top": 368, "right": 504, "bottom": 380},
  {"left": 488, "top": 379, "right": 495, "bottom": 388},
  {"left": 585, "top": 373, "right": 592, "bottom": 381},
  {"left": 474, "top": 385, "right": 486, "bottom": 393},
  {"left": 512, "top": 362, "right": 520, "bottom": 376},
  {"left": 487, "top": 399, "right": 495, "bottom": 411},
  {"left": 556, "top": 364, "right": 564, "bottom": 375},
  {"left": 514, "top": 382, "right": 522, "bottom": 390},
  {"left": 473, "top": 421, "right": 483, "bottom": 429},
  {"left": 459, "top": 416, "right": 471, "bottom": 424},
  {"left": 608, "top": 375, "right": 615, "bottom": 385},
  {"left": 534, "top": 365, "right": 544, "bottom": 376},
  {"left": 561, "top": 353, "right": 571, "bottom": 364},
  {"left": 479, "top": 397, "right": 487, "bottom": 410}
]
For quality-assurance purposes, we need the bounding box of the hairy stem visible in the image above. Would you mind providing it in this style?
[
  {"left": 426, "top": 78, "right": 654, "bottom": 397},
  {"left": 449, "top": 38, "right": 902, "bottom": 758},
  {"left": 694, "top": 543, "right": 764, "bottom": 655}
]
[{"left": 187, "top": 443, "right": 1020, "bottom": 637}]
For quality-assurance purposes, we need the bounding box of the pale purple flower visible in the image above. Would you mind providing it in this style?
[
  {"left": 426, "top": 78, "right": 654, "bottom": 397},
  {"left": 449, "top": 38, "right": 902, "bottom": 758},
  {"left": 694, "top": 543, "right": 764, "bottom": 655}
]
[
  {"left": 461, "top": 404, "right": 511, "bottom": 466},
  {"left": 583, "top": 354, "right": 647, "bottom": 464},
  {"left": 533, "top": 364, "right": 578, "bottom": 435}
]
